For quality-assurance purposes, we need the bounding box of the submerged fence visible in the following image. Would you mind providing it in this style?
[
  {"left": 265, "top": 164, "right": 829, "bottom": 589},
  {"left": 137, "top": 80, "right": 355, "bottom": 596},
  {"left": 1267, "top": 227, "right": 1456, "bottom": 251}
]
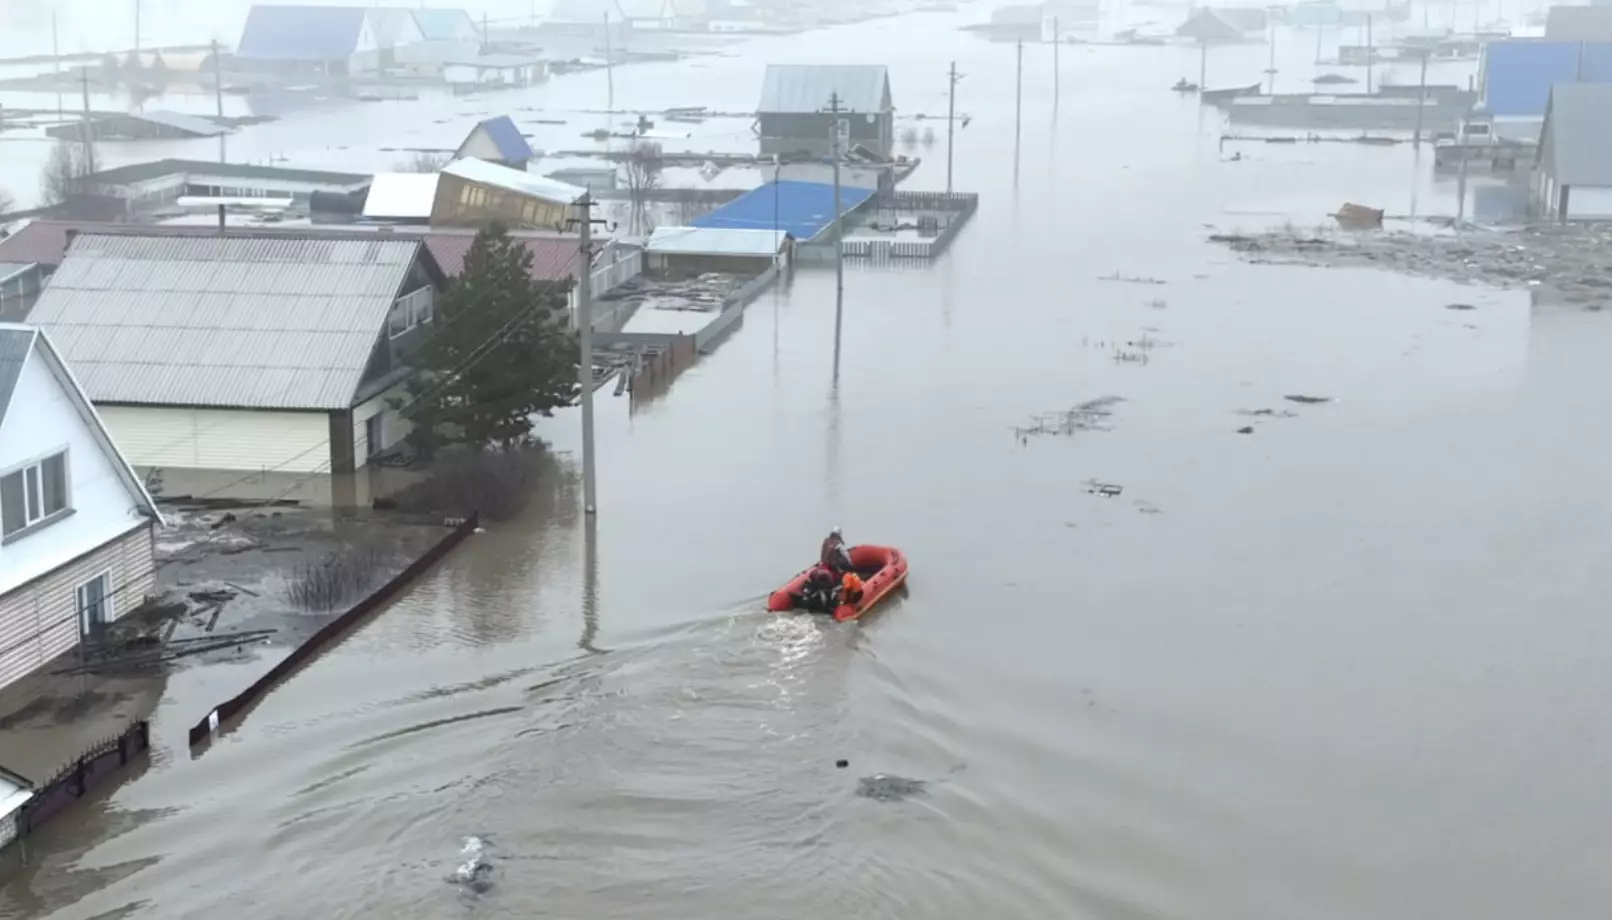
[
  {"left": 2, "top": 719, "right": 151, "bottom": 853},
  {"left": 186, "top": 514, "right": 480, "bottom": 748}
]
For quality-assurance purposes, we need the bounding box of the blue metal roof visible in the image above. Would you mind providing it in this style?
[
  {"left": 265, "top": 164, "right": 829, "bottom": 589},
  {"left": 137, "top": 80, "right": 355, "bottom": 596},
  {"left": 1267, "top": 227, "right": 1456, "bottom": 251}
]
[
  {"left": 476, "top": 116, "right": 535, "bottom": 162},
  {"left": 1479, "top": 40, "right": 1612, "bottom": 117},
  {"left": 236, "top": 5, "right": 369, "bottom": 61},
  {"left": 690, "top": 180, "right": 875, "bottom": 242}
]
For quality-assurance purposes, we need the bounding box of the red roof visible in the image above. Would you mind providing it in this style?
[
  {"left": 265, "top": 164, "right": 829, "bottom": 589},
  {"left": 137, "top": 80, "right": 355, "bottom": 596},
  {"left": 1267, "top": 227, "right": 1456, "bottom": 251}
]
[{"left": 0, "top": 219, "right": 583, "bottom": 282}]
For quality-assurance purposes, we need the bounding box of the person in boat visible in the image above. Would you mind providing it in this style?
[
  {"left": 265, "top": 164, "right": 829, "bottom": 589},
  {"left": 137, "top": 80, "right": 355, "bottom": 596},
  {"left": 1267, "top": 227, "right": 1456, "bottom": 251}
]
[
  {"left": 799, "top": 564, "right": 838, "bottom": 613},
  {"left": 841, "top": 572, "right": 865, "bottom": 608},
  {"left": 820, "top": 527, "right": 853, "bottom": 575}
]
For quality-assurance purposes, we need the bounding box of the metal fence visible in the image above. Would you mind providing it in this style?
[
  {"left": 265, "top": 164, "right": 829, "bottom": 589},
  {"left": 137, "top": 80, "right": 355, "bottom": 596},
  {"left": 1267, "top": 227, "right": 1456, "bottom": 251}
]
[
  {"left": 3, "top": 719, "right": 150, "bottom": 853},
  {"left": 839, "top": 191, "right": 980, "bottom": 263},
  {"left": 186, "top": 514, "right": 480, "bottom": 748}
]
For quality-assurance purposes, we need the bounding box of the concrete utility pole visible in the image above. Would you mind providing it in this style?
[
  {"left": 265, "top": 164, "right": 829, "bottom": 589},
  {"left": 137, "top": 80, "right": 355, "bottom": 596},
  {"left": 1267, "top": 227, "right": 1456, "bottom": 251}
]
[
  {"left": 135, "top": 0, "right": 141, "bottom": 55},
  {"left": 1413, "top": 51, "right": 1429, "bottom": 147},
  {"left": 53, "top": 12, "right": 62, "bottom": 121},
  {"left": 1365, "top": 14, "right": 1374, "bottom": 94},
  {"left": 571, "top": 194, "right": 610, "bottom": 515},
  {"left": 1014, "top": 38, "right": 1023, "bottom": 177},
  {"left": 826, "top": 92, "right": 845, "bottom": 371},
  {"left": 80, "top": 69, "right": 95, "bottom": 169},
  {"left": 604, "top": 13, "right": 615, "bottom": 113},
  {"left": 1199, "top": 39, "right": 1208, "bottom": 88},
  {"left": 1314, "top": 18, "right": 1323, "bottom": 64},
  {"left": 946, "top": 61, "right": 961, "bottom": 194}
]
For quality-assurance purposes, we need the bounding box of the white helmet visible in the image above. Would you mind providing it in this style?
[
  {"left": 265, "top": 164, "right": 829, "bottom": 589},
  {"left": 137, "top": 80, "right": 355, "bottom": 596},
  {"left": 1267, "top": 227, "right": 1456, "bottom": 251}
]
[{"left": 830, "top": 526, "right": 842, "bottom": 537}]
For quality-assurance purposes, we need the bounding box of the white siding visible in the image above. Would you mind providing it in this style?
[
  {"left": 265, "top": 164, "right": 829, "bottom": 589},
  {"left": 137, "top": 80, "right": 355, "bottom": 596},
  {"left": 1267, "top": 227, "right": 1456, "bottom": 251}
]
[
  {"left": 0, "top": 347, "right": 153, "bottom": 599},
  {"left": 0, "top": 521, "right": 154, "bottom": 691},
  {"left": 1567, "top": 185, "right": 1612, "bottom": 220},
  {"left": 96, "top": 406, "right": 331, "bottom": 473},
  {"left": 352, "top": 384, "right": 413, "bottom": 467},
  {"left": 457, "top": 125, "right": 503, "bottom": 159}
]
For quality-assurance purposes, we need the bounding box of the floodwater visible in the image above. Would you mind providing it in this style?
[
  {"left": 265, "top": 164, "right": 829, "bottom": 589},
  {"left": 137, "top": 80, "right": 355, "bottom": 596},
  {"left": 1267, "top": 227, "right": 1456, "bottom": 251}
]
[{"left": 10, "top": 7, "right": 1612, "bottom": 920}]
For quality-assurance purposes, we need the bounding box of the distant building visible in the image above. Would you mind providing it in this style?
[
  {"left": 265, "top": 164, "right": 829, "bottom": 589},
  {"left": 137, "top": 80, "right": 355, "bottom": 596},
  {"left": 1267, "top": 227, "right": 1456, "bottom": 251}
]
[
  {"left": 690, "top": 180, "right": 875, "bottom": 243},
  {"left": 990, "top": 5, "right": 1046, "bottom": 40},
  {"left": 432, "top": 158, "right": 586, "bottom": 229},
  {"left": 365, "top": 8, "right": 428, "bottom": 67},
  {"left": 454, "top": 116, "right": 537, "bottom": 170},
  {"left": 1478, "top": 40, "right": 1612, "bottom": 120},
  {"left": 45, "top": 111, "right": 228, "bottom": 142},
  {"left": 1176, "top": 8, "right": 1248, "bottom": 44},
  {"left": 61, "top": 159, "right": 372, "bottom": 218},
  {"left": 235, "top": 5, "right": 383, "bottom": 75},
  {"left": 0, "top": 324, "right": 161, "bottom": 691},
  {"left": 0, "top": 264, "right": 42, "bottom": 321},
  {"left": 1533, "top": 83, "right": 1612, "bottom": 220},
  {"left": 24, "top": 232, "right": 447, "bottom": 481},
  {"left": 443, "top": 54, "right": 547, "bottom": 90},
  {"left": 645, "top": 227, "right": 789, "bottom": 273},
  {"left": 1544, "top": 6, "right": 1612, "bottom": 42},
  {"left": 551, "top": 0, "right": 705, "bottom": 29},
  {"left": 547, "top": 167, "right": 619, "bottom": 194},
  {"left": 757, "top": 64, "right": 894, "bottom": 159},
  {"left": 413, "top": 8, "right": 480, "bottom": 42}
]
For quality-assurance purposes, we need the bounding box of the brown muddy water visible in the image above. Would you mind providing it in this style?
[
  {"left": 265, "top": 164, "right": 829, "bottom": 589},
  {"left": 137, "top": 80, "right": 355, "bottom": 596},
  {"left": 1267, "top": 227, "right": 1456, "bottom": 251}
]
[{"left": 9, "top": 9, "right": 1612, "bottom": 920}]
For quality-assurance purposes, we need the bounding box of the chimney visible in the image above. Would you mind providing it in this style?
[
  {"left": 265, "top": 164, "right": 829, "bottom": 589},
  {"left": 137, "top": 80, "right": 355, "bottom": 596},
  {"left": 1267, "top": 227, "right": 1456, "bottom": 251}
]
[
  {"left": 63, "top": 228, "right": 78, "bottom": 251},
  {"left": 217, "top": 203, "right": 226, "bottom": 231}
]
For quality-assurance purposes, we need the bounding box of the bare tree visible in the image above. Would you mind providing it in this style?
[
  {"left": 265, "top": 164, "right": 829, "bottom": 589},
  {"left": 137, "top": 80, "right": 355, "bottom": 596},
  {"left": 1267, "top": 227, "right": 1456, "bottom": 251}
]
[
  {"left": 621, "top": 140, "right": 664, "bottom": 235},
  {"left": 39, "top": 140, "right": 100, "bottom": 207},
  {"left": 395, "top": 150, "right": 451, "bottom": 172}
]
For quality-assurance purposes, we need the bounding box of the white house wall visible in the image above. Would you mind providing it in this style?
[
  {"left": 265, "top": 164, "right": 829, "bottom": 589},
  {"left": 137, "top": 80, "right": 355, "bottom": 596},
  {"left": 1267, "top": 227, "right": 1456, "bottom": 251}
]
[
  {"left": 0, "top": 523, "right": 153, "bottom": 691},
  {"left": 96, "top": 406, "right": 331, "bottom": 474},
  {"left": 1567, "top": 186, "right": 1612, "bottom": 220},
  {"left": 0, "top": 347, "right": 154, "bottom": 600},
  {"left": 353, "top": 383, "right": 413, "bottom": 466},
  {"left": 457, "top": 126, "right": 505, "bottom": 159}
]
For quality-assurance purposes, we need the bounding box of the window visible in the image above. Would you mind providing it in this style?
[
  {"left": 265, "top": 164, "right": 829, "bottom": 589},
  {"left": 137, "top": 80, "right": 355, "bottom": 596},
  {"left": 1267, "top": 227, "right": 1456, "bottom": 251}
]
[
  {"left": 389, "top": 287, "right": 434, "bottom": 339},
  {"left": 0, "top": 451, "right": 69, "bottom": 540}
]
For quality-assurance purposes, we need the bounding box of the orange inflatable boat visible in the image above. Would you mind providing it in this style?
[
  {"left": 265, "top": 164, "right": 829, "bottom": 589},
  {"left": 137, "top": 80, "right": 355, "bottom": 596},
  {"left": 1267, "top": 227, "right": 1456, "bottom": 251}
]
[{"left": 767, "top": 545, "right": 908, "bottom": 621}]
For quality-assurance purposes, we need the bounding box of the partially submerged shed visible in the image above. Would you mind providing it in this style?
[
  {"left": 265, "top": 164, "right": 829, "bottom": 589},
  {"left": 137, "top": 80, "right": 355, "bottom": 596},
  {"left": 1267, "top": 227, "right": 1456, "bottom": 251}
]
[
  {"left": 758, "top": 64, "right": 894, "bottom": 159},
  {"left": 1533, "top": 82, "right": 1612, "bottom": 220},
  {"left": 433, "top": 157, "right": 585, "bottom": 229},
  {"left": 645, "top": 226, "right": 789, "bottom": 273}
]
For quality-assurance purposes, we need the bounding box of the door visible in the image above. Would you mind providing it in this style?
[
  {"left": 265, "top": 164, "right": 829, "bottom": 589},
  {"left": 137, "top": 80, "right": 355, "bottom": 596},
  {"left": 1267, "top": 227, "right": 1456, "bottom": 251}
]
[
  {"left": 76, "top": 573, "right": 111, "bottom": 636},
  {"left": 365, "top": 413, "right": 386, "bottom": 460}
]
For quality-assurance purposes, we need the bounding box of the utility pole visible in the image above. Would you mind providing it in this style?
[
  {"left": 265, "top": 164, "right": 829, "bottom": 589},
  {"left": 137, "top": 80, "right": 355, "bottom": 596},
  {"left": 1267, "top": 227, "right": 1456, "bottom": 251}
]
[
  {"left": 80, "top": 69, "right": 95, "bottom": 170},
  {"left": 946, "top": 61, "right": 960, "bottom": 194},
  {"left": 604, "top": 13, "right": 615, "bottom": 113},
  {"left": 1365, "top": 14, "right": 1374, "bottom": 94},
  {"left": 1266, "top": 19, "right": 1277, "bottom": 92},
  {"left": 481, "top": 12, "right": 489, "bottom": 53},
  {"left": 1199, "top": 39, "right": 1208, "bottom": 89},
  {"left": 1052, "top": 17, "right": 1060, "bottom": 110},
  {"left": 1014, "top": 38, "right": 1023, "bottom": 177},
  {"left": 570, "top": 194, "right": 609, "bottom": 515},
  {"left": 135, "top": 0, "right": 141, "bottom": 55},
  {"left": 1314, "top": 19, "right": 1323, "bottom": 64},
  {"left": 826, "top": 92, "right": 845, "bottom": 371},
  {"left": 1413, "top": 51, "right": 1429, "bottom": 147},
  {"left": 53, "top": 12, "right": 62, "bottom": 121},
  {"left": 213, "top": 39, "right": 225, "bottom": 163}
]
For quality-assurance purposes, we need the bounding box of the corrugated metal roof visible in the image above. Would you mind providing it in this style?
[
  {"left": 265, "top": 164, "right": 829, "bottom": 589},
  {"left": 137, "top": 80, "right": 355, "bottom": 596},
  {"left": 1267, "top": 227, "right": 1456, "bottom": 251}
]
[
  {"left": 25, "top": 234, "right": 420, "bottom": 411},
  {"left": 691, "top": 180, "right": 875, "bottom": 242},
  {"left": 1479, "top": 40, "right": 1612, "bottom": 117},
  {"left": 0, "top": 326, "right": 33, "bottom": 431},
  {"left": 646, "top": 226, "right": 786, "bottom": 257},
  {"left": 442, "top": 157, "right": 585, "bottom": 205},
  {"left": 236, "top": 5, "right": 369, "bottom": 61},
  {"left": 363, "top": 172, "right": 440, "bottom": 219},
  {"left": 133, "top": 110, "right": 229, "bottom": 137},
  {"left": 1541, "top": 83, "right": 1612, "bottom": 185},
  {"left": 469, "top": 115, "right": 537, "bottom": 161},
  {"left": 413, "top": 8, "right": 477, "bottom": 41},
  {"left": 1546, "top": 6, "right": 1612, "bottom": 42},
  {"left": 758, "top": 65, "right": 891, "bottom": 114}
]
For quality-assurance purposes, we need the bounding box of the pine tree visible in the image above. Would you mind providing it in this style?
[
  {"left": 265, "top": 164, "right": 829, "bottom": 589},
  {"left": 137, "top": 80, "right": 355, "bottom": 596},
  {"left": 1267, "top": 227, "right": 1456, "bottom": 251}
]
[{"left": 400, "top": 223, "right": 578, "bottom": 456}]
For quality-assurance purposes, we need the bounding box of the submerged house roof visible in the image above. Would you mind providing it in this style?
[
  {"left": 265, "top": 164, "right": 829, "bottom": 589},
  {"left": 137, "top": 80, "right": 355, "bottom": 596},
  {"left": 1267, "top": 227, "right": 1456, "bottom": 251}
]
[
  {"left": 363, "top": 172, "right": 440, "bottom": 219},
  {"left": 25, "top": 234, "right": 432, "bottom": 411},
  {"left": 1544, "top": 6, "right": 1612, "bottom": 42},
  {"left": 690, "top": 180, "right": 874, "bottom": 242},
  {"left": 1538, "top": 83, "right": 1612, "bottom": 185},
  {"left": 236, "top": 5, "right": 372, "bottom": 61},
  {"left": 1176, "top": 8, "right": 1246, "bottom": 43},
  {"left": 441, "top": 157, "right": 585, "bottom": 205},
  {"left": 413, "top": 8, "right": 479, "bottom": 41},
  {"left": 759, "top": 64, "right": 892, "bottom": 114},
  {"left": 1478, "top": 39, "right": 1612, "bottom": 117},
  {"left": 456, "top": 115, "right": 537, "bottom": 162}
]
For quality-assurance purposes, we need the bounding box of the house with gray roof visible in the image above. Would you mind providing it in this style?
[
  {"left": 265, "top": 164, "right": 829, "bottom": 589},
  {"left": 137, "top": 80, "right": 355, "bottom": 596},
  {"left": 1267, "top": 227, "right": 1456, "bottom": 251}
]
[
  {"left": 757, "top": 64, "right": 894, "bottom": 159},
  {"left": 23, "top": 232, "right": 448, "bottom": 490},
  {"left": 0, "top": 323, "right": 161, "bottom": 691},
  {"left": 1533, "top": 83, "right": 1612, "bottom": 221},
  {"left": 235, "top": 5, "right": 383, "bottom": 75}
]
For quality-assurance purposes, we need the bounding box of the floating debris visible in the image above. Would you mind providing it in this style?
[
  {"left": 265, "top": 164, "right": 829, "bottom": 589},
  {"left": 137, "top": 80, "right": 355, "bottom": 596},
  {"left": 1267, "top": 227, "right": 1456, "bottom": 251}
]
[
  {"left": 449, "top": 836, "right": 495, "bottom": 895},
  {"left": 1283, "top": 394, "right": 1331, "bottom": 404},
  {"left": 857, "top": 774, "right": 927, "bottom": 802},
  {"left": 1084, "top": 480, "right": 1123, "bottom": 497},
  {"left": 1237, "top": 407, "right": 1298, "bottom": 418},
  {"left": 1236, "top": 425, "right": 1255, "bottom": 434},
  {"left": 1014, "top": 396, "right": 1125, "bottom": 441},
  {"left": 1099, "top": 271, "right": 1168, "bottom": 285},
  {"left": 1446, "top": 302, "right": 1476, "bottom": 311}
]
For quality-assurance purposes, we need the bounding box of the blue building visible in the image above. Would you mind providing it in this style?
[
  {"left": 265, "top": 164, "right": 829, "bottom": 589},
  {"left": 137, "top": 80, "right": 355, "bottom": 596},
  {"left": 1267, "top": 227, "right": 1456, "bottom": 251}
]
[
  {"left": 235, "top": 5, "right": 383, "bottom": 75},
  {"left": 1477, "top": 39, "right": 1612, "bottom": 119},
  {"left": 691, "top": 181, "right": 876, "bottom": 243},
  {"left": 453, "top": 116, "right": 536, "bottom": 170}
]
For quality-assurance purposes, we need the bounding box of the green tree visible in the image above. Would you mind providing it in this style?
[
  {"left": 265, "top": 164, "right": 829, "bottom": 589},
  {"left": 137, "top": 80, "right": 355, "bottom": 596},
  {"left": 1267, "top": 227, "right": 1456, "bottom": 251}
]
[{"left": 400, "top": 223, "right": 578, "bottom": 456}]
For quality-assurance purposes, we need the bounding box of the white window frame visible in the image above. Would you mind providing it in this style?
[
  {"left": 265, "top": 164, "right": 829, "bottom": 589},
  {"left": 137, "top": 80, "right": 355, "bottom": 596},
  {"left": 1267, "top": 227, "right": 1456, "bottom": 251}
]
[
  {"left": 0, "top": 448, "right": 71, "bottom": 542},
  {"left": 75, "top": 570, "right": 114, "bottom": 635},
  {"left": 389, "top": 287, "right": 434, "bottom": 339}
]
